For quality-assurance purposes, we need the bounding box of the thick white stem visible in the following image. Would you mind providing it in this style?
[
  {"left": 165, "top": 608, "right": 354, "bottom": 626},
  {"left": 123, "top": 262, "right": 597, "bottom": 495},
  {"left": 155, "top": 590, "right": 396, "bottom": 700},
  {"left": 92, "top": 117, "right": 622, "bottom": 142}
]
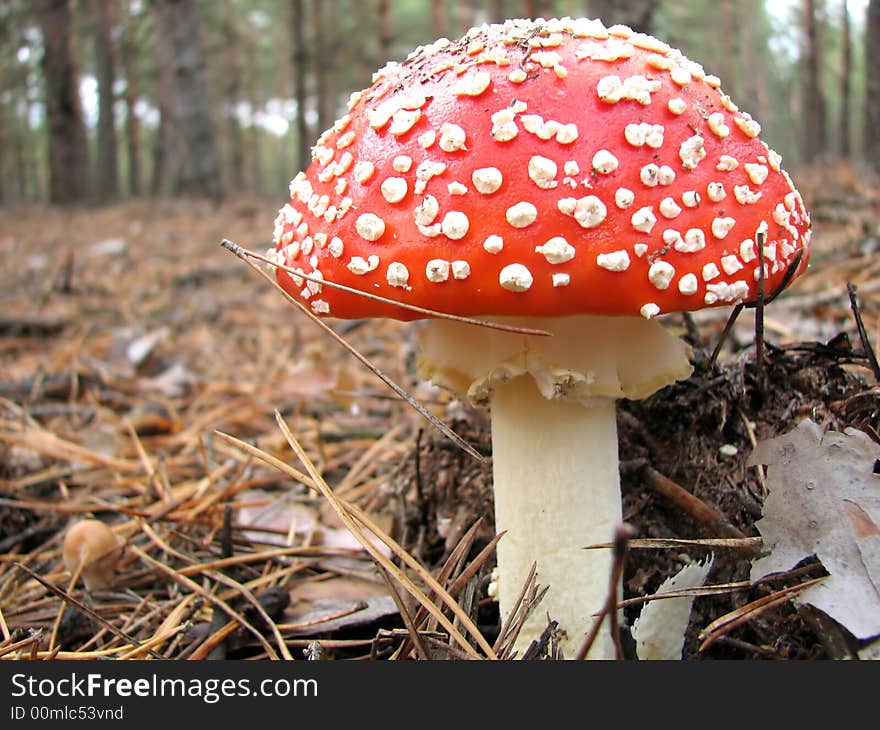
[{"left": 491, "top": 377, "right": 620, "bottom": 659}]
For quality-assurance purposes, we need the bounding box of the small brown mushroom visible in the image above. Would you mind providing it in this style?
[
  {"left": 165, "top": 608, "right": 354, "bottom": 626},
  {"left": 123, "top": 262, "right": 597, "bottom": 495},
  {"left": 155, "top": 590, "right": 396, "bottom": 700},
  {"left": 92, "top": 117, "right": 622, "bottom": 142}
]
[{"left": 62, "top": 519, "right": 122, "bottom": 591}]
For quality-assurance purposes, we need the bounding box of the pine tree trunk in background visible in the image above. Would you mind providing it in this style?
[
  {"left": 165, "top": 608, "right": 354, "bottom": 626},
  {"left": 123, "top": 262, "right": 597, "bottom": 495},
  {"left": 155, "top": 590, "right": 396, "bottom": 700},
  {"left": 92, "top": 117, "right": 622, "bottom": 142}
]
[
  {"left": 588, "top": 0, "right": 656, "bottom": 33},
  {"left": 151, "top": 0, "right": 222, "bottom": 200},
  {"left": 312, "top": 0, "right": 332, "bottom": 135},
  {"left": 324, "top": 0, "right": 340, "bottom": 124},
  {"left": 245, "top": 23, "right": 264, "bottom": 192},
  {"left": 717, "top": 0, "right": 739, "bottom": 101},
  {"left": 36, "top": 0, "right": 91, "bottom": 204},
  {"left": 867, "top": 0, "right": 880, "bottom": 171},
  {"left": 222, "top": 0, "right": 244, "bottom": 190},
  {"left": 291, "top": 0, "right": 310, "bottom": 173},
  {"left": 804, "top": 0, "right": 827, "bottom": 163},
  {"left": 739, "top": 0, "right": 768, "bottom": 126},
  {"left": 487, "top": 0, "right": 505, "bottom": 24},
  {"left": 456, "top": 0, "right": 478, "bottom": 33},
  {"left": 91, "top": 0, "right": 120, "bottom": 202},
  {"left": 840, "top": 0, "right": 852, "bottom": 158},
  {"left": 378, "top": 0, "right": 392, "bottom": 61},
  {"left": 431, "top": 0, "right": 447, "bottom": 38},
  {"left": 523, "top": 0, "right": 554, "bottom": 19},
  {"left": 119, "top": 4, "right": 143, "bottom": 197}
]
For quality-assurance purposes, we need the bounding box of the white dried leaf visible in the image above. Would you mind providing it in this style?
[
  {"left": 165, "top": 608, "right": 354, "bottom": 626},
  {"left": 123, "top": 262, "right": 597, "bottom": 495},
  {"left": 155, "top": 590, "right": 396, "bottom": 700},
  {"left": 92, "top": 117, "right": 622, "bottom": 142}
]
[
  {"left": 748, "top": 419, "right": 880, "bottom": 639},
  {"left": 632, "top": 555, "right": 714, "bottom": 660}
]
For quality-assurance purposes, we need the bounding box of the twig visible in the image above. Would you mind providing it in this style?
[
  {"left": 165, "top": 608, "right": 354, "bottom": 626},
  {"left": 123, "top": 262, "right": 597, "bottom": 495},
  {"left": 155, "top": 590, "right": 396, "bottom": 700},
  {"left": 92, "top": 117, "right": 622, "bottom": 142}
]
[
  {"left": 575, "top": 523, "right": 634, "bottom": 660},
  {"left": 620, "top": 459, "right": 746, "bottom": 540},
  {"left": 698, "top": 576, "right": 825, "bottom": 652},
  {"left": 127, "top": 544, "right": 281, "bottom": 660},
  {"left": 222, "top": 239, "right": 550, "bottom": 337},
  {"left": 847, "top": 281, "right": 880, "bottom": 381},
  {"left": 755, "top": 231, "right": 766, "bottom": 371},
  {"left": 221, "top": 239, "right": 486, "bottom": 463},
  {"left": 13, "top": 563, "right": 162, "bottom": 659},
  {"left": 584, "top": 536, "right": 762, "bottom": 551}
]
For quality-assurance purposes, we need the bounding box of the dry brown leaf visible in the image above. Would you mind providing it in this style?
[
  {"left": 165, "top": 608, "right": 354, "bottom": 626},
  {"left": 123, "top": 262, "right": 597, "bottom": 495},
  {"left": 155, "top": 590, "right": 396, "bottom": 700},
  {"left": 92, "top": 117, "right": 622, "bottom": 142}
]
[{"left": 748, "top": 419, "right": 880, "bottom": 639}]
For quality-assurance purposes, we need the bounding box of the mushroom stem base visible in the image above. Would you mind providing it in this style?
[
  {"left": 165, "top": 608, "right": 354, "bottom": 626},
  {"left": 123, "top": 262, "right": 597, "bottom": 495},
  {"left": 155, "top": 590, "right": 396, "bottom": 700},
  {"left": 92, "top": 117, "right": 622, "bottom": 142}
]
[{"left": 491, "top": 378, "right": 620, "bottom": 659}]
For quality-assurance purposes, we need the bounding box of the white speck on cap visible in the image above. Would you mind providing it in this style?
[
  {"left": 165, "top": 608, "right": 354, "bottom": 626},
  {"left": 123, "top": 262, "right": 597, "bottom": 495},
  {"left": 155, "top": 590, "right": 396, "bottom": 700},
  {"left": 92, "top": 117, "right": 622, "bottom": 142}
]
[
  {"left": 573, "top": 196, "right": 607, "bottom": 228},
  {"left": 441, "top": 211, "right": 470, "bottom": 239},
  {"left": 659, "top": 197, "right": 682, "bottom": 218},
  {"left": 711, "top": 216, "right": 736, "bottom": 239},
  {"left": 529, "top": 156, "right": 558, "bottom": 189},
  {"left": 425, "top": 259, "right": 450, "bottom": 282},
  {"left": 720, "top": 254, "right": 743, "bottom": 275},
  {"left": 455, "top": 70, "right": 492, "bottom": 96},
  {"left": 355, "top": 213, "right": 385, "bottom": 241},
  {"left": 648, "top": 260, "right": 675, "bottom": 289},
  {"left": 615, "top": 188, "right": 635, "bottom": 208},
  {"left": 439, "top": 122, "right": 467, "bottom": 151},
  {"left": 393, "top": 155, "right": 413, "bottom": 172},
  {"left": 716, "top": 155, "right": 738, "bottom": 171},
  {"left": 682, "top": 190, "right": 701, "bottom": 207},
  {"left": 592, "top": 149, "right": 619, "bottom": 174},
  {"left": 640, "top": 302, "right": 660, "bottom": 319},
  {"left": 451, "top": 260, "right": 471, "bottom": 279},
  {"left": 414, "top": 194, "right": 440, "bottom": 226},
  {"left": 667, "top": 98, "right": 687, "bottom": 115},
  {"left": 631, "top": 206, "right": 657, "bottom": 233},
  {"left": 380, "top": 177, "right": 408, "bottom": 203},
  {"left": 679, "top": 135, "right": 706, "bottom": 170},
  {"left": 552, "top": 272, "right": 570, "bottom": 287},
  {"left": 483, "top": 234, "right": 504, "bottom": 253},
  {"left": 499, "top": 263, "right": 534, "bottom": 292},
  {"left": 744, "top": 162, "right": 769, "bottom": 185},
  {"left": 472, "top": 167, "right": 504, "bottom": 194},
  {"left": 678, "top": 272, "right": 698, "bottom": 295},
  {"left": 386, "top": 261, "right": 410, "bottom": 288},
  {"left": 506, "top": 201, "right": 538, "bottom": 228},
  {"left": 596, "top": 249, "right": 631, "bottom": 271},
  {"left": 536, "top": 236, "right": 576, "bottom": 264}
]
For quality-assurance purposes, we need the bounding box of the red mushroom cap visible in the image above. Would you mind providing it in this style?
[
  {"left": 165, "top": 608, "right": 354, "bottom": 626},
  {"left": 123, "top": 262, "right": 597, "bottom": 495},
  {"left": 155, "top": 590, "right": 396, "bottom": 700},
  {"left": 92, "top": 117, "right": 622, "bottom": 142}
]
[{"left": 269, "top": 18, "right": 811, "bottom": 321}]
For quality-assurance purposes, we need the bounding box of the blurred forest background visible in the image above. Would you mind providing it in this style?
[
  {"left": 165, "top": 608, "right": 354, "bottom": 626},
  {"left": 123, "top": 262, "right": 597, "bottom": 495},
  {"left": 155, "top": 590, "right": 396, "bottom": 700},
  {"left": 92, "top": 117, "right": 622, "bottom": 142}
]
[{"left": 1, "top": 0, "right": 879, "bottom": 207}]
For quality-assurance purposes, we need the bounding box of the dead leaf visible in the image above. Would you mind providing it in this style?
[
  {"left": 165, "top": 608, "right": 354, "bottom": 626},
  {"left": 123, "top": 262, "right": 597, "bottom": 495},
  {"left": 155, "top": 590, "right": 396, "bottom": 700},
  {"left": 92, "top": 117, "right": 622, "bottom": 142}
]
[{"left": 748, "top": 419, "right": 880, "bottom": 639}]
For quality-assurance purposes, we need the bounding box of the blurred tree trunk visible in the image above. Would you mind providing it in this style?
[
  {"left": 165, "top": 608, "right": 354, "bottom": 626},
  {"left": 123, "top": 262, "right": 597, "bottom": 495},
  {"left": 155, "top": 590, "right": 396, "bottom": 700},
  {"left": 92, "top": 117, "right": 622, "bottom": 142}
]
[
  {"left": 245, "top": 22, "right": 263, "bottom": 192},
  {"left": 90, "top": 0, "right": 119, "bottom": 202},
  {"left": 840, "top": 0, "right": 852, "bottom": 158},
  {"left": 803, "top": 0, "right": 827, "bottom": 163},
  {"left": 378, "top": 0, "right": 392, "bottom": 61},
  {"left": 151, "top": 0, "right": 222, "bottom": 200},
  {"left": 717, "top": 0, "right": 738, "bottom": 99},
  {"left": 523, "top": 0, "right": 554, "bottom": 18},
  {"left": 291, "top": 0, "right": 310, "bottom": 172},
  {"left": 431, "top": 0, "right": 447, "bottom": 38},
  {"left": 119, "top": 3, "right": 143, "bottom": 197},
  {"left": 588, "top": 0, "right": 657, "bottom": 33},
  {"left": 739, "top": 0, "right": 768, "bottom": 123},
  {"left": 867, "top": 0, "right": 880, "bottom": 170},
  {"left": 221, "top": 0, "right": 244, "bottom": 190},
  {"left": 456, "top": 0, "right": 478, "bottom": 32},
  {"left": 312, "top": 0, "right": 332, "bottom": 134},
  {"left": 36, "top": 0, "right": 90, "bottom": 204},
  {"left": 487, "top": 0, "right": 505, "bottom": 23}
]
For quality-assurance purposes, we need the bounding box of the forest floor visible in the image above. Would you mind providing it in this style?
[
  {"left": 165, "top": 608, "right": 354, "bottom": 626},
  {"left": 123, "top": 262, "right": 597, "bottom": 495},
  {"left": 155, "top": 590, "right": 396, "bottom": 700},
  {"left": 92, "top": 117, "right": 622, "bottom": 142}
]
[{"left": 0, "top": 160, "right": 878, "bottom": 661}]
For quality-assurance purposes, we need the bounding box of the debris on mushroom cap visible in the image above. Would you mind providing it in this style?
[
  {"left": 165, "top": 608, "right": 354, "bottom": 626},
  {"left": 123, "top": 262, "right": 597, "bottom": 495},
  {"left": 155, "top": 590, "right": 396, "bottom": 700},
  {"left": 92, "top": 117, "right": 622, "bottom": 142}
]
[
  {"left": 270, "top": 17, "right": 811, "bottom": 321},
  {"left": 62, "top": 519, "right": 122, "bottom": 591}
]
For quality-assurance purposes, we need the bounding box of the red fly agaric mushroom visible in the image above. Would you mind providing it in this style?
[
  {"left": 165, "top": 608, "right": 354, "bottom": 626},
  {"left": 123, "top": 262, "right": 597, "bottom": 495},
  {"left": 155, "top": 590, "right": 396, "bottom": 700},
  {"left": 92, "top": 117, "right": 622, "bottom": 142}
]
[
  {"left": 62, "top": 519, "right": 123, "bottom": 591},
  {"left": 266, "top": 18, "right": 811, "bottom": 658}
]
